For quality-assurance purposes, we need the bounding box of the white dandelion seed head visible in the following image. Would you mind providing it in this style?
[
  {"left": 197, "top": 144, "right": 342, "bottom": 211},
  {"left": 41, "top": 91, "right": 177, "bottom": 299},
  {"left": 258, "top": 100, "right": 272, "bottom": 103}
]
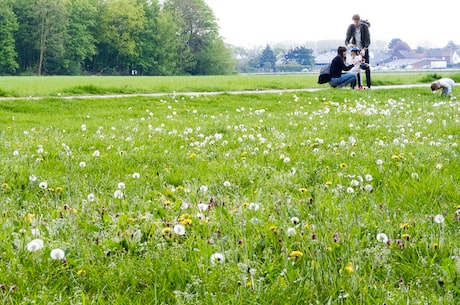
[
  {"left": 210, "top": 252, "right": 225, "bottom": 265},
  {"left": 79, "top": 161, "right": 86, "bottom": 168},
  {"left": 29, "top": 175, "right": 37, "bottom": 182},
  {"left": 87, "top": 193, "right": 96, "bottom": 202},
  {"left": 26, "top": 239, "right": 44, "bottom": 252},
  {"left": 180, "top": 201, "right": 189, "bottom": 209},
  {"left": 13, "top": 150, "right": 19, "bottom": 156},
  {"left": 92, "top": 150, "right": 100, "bottom": 157},
  {"left": 435, "top": 164, "right": 442, "bottom": 170},
  {"left": 113, "top": 189, "right": 123, "bottom": 199},
  {"left": 350, "top": 179, "right": 360, "bottom": 187},
  {"left": 287, "top": 227, "right": 297, "bottom": 236},
  {"left": 31, "top": 228, "right": 40, "bottom": 236},
  {"left": 411, "top": 172, "right": 419, "bottom": 179},
  {"left": 434, "top": 214, "right": 445, "bottom": 224},
  {"left": 365, "top": 174, "right": 373, "bottom": 181},
  {"left": 376, "top": 159, "right": 383, "bottom": 166},
  {"left": 290, "top": 216, "right": 300, "bottom": 224},
  {"left": 50, "top": 248, "right": 65, "bottom": 260},
  {"left": 132, "top": 172, "right": 140, "bottom": 179},
  {"left": 364, "top": 184, "right": 373, "bottom": 192},
  {"left": 376, "top": 233, "right": 388, "bottom": 243},
  {"left": 223, "top": 181, "right": 231, "bottom": 187},
  {"left": 39, "top": 181, "right": 48, "bottom": 189},
  {"left": 173, "top": 224, "right": 186, "bottom": 235},
  {"left": 117, "top": 182, "right": 125, "bottom": 189},
  {"left": 197, "top": 203, "right": 208, "bottom": 211},
  {"left": 199, "top": 185, "right": 208, "bottom": 193},
  {"left": 248, "top": 202, "right": 260, "bottom": 211},
  {"left": 346, "top": 187, "right": 354, "bottom": 193}
]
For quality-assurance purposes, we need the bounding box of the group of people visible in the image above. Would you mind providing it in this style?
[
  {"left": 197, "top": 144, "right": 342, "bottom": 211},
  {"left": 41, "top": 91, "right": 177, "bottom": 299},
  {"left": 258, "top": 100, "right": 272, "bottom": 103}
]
[
  {"left": 329, "top": 14, "right": 371, "bottom": 89},
  {"left": 329, "top": 14, "right": 455, "bottom": 96}
]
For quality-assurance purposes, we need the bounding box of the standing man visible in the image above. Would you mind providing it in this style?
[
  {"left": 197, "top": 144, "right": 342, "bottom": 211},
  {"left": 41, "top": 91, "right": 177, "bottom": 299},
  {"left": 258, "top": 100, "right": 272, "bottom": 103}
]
[{"left": 345, "top": 14, "right": 371, "bottom": 89}]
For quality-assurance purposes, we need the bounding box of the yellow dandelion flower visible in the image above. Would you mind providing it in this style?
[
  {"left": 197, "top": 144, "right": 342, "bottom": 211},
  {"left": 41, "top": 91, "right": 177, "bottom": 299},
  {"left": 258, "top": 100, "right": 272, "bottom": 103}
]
[
  {"left": 178, "top": 214, "right": 190, "bottom": 221},
  {"left": 161, "top": 227, "right": 172, "bottom": 235},
  {"left": 246, "top": 281, "right": 252, "bottom": 288},
  {"left": 325, "top": 181, "right": 332, "bottom": 186},
  {"left": 181, "top": 218, "right": 193, "bottom": 225},
  {"left": 241, "top": 151, "right": 248, "bottom": 157},
  {"left": 400, "top": 223, "right": 410, "bottom": 229},
  {"left": 189, "top": 153, "right": 196, "bottom": 159},
  {"left": 339, "top": 163, "right": 347, "bottom": 169},
  {"left": 456, "top": 205, "right": 460, "bottom": 210},
  {"left": 72, "top": 208, "right": 78, "bottom": 215},
  {"left": 304, "top": 223, "right": 310, "bottom": 230},
  {"left": 298, "top": 187, "right": 308, "bottom": 193},
  {"left": 289, "top": 250, "right": 303, "bottom": 258},
  {"left": 77, "top": 269, "right": 86, "bottom": 276},
  {"left": 164, "top": 200, "right": 172, "bottom": 206},
  {"left": 269, "top": 225, "right": 277, "bottom": 231},
  {"left": 25, "top": 213, "right": 35, "bottom": 224},
  {"left": 433, "top": 243, "right": 439, "bottom": 249},
  {"left": 1, "top": 183, "right": 9, "bottom": 189},
  {"left": 345, "top": 262, "right": 354, "bottom": 273},
  {"left": 242, "top": 202, "right": 249, "bottom": 207},
  {"left": 55, "top": 187, "right": 64, "bottom": 192}
]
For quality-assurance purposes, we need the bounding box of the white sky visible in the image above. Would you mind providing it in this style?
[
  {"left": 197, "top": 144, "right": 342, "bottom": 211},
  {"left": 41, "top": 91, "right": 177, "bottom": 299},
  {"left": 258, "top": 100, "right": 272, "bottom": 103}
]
[{"left": 204, "top": 0, "right": 458, "bottom": 49}]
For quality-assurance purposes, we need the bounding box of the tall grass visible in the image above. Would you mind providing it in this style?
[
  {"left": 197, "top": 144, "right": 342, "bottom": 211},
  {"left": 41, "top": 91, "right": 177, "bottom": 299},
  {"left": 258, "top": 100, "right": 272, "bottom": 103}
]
[{"left": 0, "top": 85, "right": 459, "bottom": 304}]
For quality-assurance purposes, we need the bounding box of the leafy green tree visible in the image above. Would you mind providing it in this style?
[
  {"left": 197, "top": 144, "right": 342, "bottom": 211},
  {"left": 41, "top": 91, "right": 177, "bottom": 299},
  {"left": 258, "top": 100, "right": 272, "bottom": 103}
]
[
  {"left": 163, "top": 0, "right": 235, "bottom": 75},
  {"left": 36, "top": 0, "right": 68, "bottom": 75},
  {"left": 259, "top": 44, "right": 276, "bottom": 72},
  {"left": 137, "top": 1, "right": 181, "bottom": 75},
  {"left": 11, "top": 0, "right": 40, "bottom": 73},
  {"left": 282, "top": 46, "right": 314, "bottom": 66},
  {"left": 10, "top": 0, "right": 68, "bottom": 75},
  {"left": 0, "top": 0, "right": 19, "bottom": 74},
  {"left": 93, "top": 0, "right": 146, "bottom": 74},
  {"left": 61, "top": 0, "right": 97, "bottom": 75}
]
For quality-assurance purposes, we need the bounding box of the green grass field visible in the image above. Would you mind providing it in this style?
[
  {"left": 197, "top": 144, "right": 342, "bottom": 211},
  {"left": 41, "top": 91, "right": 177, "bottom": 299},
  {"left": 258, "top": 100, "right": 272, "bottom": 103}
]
[
  {"left": 0, "top": 71, "right": 459, "bottom": 97},
  {"left": 0, "top": 75, "right": 459, "bottom": 304}
]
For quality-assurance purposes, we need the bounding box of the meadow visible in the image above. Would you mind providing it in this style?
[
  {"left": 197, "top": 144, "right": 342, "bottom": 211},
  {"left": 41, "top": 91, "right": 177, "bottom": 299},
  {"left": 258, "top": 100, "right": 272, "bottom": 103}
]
[{"left": 0, "top": 74, "right": 460, "bottom": 304}]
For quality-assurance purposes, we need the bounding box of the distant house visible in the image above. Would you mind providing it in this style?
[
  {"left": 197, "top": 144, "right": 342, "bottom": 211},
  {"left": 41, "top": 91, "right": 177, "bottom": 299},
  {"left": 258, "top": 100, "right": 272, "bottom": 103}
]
[
  {"left": 314, "top": 46, "right": 460, "bottom": 70},
  {"left": 370, "top": 46, "right": 460, "bottom": 69},
  {"left": 313, "top": 51, "right": 335, "bottom": 70}
]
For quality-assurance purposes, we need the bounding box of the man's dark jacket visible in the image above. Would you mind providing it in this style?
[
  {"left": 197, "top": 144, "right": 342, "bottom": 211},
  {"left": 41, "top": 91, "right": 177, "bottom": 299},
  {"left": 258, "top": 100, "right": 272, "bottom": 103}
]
[{"left": 345, "top": 23, "right": 370, "bottom": 49}]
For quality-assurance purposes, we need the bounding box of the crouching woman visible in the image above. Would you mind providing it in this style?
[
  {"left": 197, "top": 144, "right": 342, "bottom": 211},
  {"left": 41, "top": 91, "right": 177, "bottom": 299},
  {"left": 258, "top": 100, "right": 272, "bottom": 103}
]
[{"left": 329, "top": 46, "right": 356, "bottom": 89}]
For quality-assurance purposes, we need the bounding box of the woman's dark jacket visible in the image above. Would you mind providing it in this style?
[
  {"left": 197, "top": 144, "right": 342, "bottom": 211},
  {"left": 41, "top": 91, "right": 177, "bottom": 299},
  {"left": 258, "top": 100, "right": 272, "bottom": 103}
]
[{"left": 330, "top": 55, "right": 353, "bottom": 78}]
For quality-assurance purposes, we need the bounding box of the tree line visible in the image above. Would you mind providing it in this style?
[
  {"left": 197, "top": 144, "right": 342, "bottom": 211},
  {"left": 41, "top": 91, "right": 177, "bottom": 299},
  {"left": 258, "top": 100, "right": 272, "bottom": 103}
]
[{"left": 0, "top": 0, "right": 237, "bottom": 76}]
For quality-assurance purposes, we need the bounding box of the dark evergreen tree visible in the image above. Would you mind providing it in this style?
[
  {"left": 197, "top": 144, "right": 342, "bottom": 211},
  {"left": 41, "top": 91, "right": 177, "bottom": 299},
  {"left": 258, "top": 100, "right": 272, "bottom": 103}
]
[
  {"left": 259, "top": 45, "right": 276, "bottom": 72},
  {"left": 282, "top": 46, "right": 314, "bottom": 66}
]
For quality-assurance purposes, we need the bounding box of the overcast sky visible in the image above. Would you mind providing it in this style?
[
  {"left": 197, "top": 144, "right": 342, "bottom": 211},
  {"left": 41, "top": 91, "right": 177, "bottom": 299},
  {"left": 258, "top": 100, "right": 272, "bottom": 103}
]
[{"left": 204, "top": 0, "right": 458, "bottom": 49}]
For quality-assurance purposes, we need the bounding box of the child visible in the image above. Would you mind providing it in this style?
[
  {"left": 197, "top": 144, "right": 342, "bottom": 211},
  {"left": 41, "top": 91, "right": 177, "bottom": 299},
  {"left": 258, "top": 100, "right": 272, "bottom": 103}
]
[
  {"left": 431, "top": 78, "right": 455, "bottom": 97},
  {"left": 348, "top": 47, "right": 369, "bottom": 89}
]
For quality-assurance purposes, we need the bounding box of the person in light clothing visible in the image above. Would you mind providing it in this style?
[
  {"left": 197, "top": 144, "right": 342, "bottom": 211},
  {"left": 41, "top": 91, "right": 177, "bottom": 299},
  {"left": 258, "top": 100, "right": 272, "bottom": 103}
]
[
  {"left": 431, "top": 78, "right": 455, "bottom": 96},
  {"left": 345, "top": 14, "right": 371, "bottom": 88},
  {"left": 347, "top": 47, "right": 369, "bottom": 89}
]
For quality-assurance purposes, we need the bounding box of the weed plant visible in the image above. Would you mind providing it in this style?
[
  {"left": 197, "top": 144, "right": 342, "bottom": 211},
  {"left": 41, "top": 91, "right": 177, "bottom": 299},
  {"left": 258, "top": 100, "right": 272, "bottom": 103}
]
[{"left": 0, "top": 87, "right": 459, "bottom": 304}]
